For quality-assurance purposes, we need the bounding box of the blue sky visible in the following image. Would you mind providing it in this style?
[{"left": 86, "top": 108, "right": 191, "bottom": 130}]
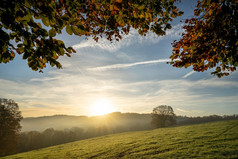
[{"left": 0, "top": 0, "right": 237, "bottom": 117}]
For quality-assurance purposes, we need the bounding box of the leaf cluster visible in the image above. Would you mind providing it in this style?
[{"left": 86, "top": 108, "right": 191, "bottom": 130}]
[
  {"left": 169, "top": 0, "right": 238, "bottom": 77},
  {"left": 0, "top": 0, "right": 183, "bottom": 71}
]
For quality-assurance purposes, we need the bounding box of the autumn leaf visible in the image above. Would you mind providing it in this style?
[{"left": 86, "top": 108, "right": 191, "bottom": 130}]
[{"left": 115, "top": 0, "right": 123, "bottom": 3}]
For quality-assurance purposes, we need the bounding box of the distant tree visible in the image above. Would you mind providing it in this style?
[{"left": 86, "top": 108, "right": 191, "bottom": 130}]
[
  {"left": 169, "top": 0, "right": 237, "bottom": 77},
  {"left": 151, "top": 105, "right": 176, "bottom": 128},
  {"left": 176, "top": 114, "right": 238, "bottom": 126},
  {"left": 0, "top": 98, "right": 23, "bottom": 157}
]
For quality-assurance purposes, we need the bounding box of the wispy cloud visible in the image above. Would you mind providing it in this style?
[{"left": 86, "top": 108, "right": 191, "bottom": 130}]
[
  {"left": 72, "top": 24, "right": 184, "bottom": 52},
  {"left": 88, "top": 59, "right": 170, "bottom": 71},
  {"left": 1, "top": 73, "right": 238, "bottom": 117},
  {"left": 183, "top": 71, "right": 195, "bottom": 78},
  {"left": 176, "top": 108, "right": 190, "bottom": 113}
]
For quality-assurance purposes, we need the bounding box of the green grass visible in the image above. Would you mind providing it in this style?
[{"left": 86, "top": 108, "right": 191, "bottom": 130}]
[{"left": 3, "top": 120, "right": 238, "bottom": 159}]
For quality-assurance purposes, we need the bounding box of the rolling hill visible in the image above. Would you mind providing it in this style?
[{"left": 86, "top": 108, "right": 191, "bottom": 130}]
[
  {"left": 3, "top": 120, "right": 238, "bottom": 159},
  {"left": 21, "top": 113, "right": 152, "bottom": 132}
]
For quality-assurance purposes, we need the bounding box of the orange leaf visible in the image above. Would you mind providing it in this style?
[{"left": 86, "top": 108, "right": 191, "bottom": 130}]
[
  {"left": 110, "top": 5, "right": 113, "bottom": 11},
  {"left": 111, "top": 10, "right": 116, "bottom": 15},
  {"left": 209, "top": 10, "right": 212, "bottom": 15},
  {"left": 113, "top": 5, "right": 119, "bottom": 11},
  {"left": 115, "top": 0, "right": 122, "bottom": 3}
]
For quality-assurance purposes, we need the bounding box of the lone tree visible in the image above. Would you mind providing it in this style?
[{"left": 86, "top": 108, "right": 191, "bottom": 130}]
[
  {"left": 0, "top": 98, "right": 23, "bottom": 157},
  {"left": 151, "top": 105, "right": 176, "bottom": 128}
]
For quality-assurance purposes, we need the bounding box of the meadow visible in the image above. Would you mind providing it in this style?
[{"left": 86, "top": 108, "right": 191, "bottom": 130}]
[{"left": 3, "top": 120, "right": 238, "bottom": 159}]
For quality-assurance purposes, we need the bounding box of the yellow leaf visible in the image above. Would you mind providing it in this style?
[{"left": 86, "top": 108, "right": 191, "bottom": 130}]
[
  {"left": 10, "top": 51, "right": 15, "bottom": 58},
  {"left": 37, "top": 23, "right": 42, "bottom": 28},
  {"left": 209, "top": 10, "right": 212, "bottom": 15},
  {"left": 110, "top": 5, "right": 113, "bottom": 11}
]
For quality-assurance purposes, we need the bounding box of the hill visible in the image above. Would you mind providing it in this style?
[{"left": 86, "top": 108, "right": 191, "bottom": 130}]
[
  {"left": 21, "top": 112, "right": 238, "bottom": 132},
  {"left": 21, "top": 112, "right": 152, "bottom": 132},
  {"left": 3, "top": 120, "right": 238, "bottom": 158}
]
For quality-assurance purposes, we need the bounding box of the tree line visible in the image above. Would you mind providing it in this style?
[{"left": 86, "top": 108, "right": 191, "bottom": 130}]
[
  {"left": 177, "top": 114, "right": 238, "bottom": 126},
  {"left": 18, "top": 123, "right": 150, "bottom": 153}
]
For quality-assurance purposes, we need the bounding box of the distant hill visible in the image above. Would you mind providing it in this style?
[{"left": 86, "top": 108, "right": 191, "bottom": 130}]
[
  {"left": 5, "top": 120, "right": 238, "bottom": 159},
  {"left": 21, "top": 112, "right": 152, "bottom": 132},
  {"left": 21, "top": 112, "right": 238, "bottom": 132}
]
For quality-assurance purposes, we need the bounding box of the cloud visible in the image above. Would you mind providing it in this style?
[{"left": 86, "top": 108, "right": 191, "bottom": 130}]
[
  {"left": 1, "top": 73, "right": 238, "bottom": 117},
  {"left": 183, "top": 71, "right": 195, "bottom": 78},
  {"left": 88, "top": 58, "right": 170, "bottom": 71},
  {"left": 30, "top": 77, "right": 59, "bottom": 82},
  {"left": 72, "top": 23, "right": 184, "bottom": 52},
  {"left": 176, "top": 108, "right": 190, "bottom": 113}
]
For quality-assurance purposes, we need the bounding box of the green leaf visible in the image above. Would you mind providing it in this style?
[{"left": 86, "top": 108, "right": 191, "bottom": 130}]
[
  {"left": 66, "top": 48, "right": 72, "bottom": 53},
  {"left": 10, "top": 32, "right": 17, "bottom": 37},
  {"left": 17, "top": 44, "right": 24, "bottom": 47},
  {"left": 71, "top": 26, "right": 79, "bottom": 35},
  {"left": 42, "top": 17, "right": 50, "bottom": 27},
  {"left": 42, "top": 57, "right": 47, "bottom": 64},
  {"left": 59, "top": 47, "right": 65, "bottom": 55},
  {"left": 71, "top": 25, "right": 85, "bottom": 35},
  {"left": 66, "top": 25, "right": 73, "bottom": 35},
  {"left": 49, "top": 28, "right": 56, "bottom": 37},
  {"left": 57, "top": 40, "right": 65, "bottom": 46},
  {"left": 21, "top": 13, "right": 32, "bottom": 22}
]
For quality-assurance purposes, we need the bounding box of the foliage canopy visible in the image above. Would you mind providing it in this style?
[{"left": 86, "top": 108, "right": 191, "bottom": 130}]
[
  {"left": 1, "top": 0, "right": 237, "bottom": 77},
  {"left": 169, "top": 0, "right": 237, "bottom": 77},
  {"left": 0, "top": 0, "right": 182, "bottom": 71}
]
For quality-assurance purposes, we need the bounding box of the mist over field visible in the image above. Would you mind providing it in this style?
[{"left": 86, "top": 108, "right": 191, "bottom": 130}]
[
  {"left": 21, "top": 112, "right": 152, "bottom": 132},
  {"left": 21, "top": 112, "right": 238, "bottom": 132}
]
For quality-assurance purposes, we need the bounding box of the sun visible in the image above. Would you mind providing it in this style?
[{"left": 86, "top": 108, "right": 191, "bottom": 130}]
[{"left": 90, "top": 99, "right": 115, "bottom": 116}]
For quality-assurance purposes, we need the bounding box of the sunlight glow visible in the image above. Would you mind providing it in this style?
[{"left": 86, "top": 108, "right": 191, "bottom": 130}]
[{"left": 90, "top": 99, "right": 115, "bottom": 116}]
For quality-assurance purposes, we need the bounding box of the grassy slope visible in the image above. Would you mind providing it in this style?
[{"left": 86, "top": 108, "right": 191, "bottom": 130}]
[{"left": 3, "top": 120, "right": 238, "bottom": 159}]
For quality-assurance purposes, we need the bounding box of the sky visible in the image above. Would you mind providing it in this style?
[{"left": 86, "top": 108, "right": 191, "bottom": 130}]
[{"left": 0, "top": 0, "right": 238, "bottom": 117}]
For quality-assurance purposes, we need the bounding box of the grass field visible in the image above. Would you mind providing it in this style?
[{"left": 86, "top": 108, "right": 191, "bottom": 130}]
[{"left": 3, "top": 120, "right": 238, "bottom": 159}]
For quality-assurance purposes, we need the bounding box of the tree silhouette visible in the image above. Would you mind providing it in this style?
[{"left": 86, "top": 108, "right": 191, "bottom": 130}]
[
  {"left": 151, "top": 105, "right": 176, "bottom": 128},
  {"left": 0, "top": 98, "right": 22, "bottom": 157}
]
